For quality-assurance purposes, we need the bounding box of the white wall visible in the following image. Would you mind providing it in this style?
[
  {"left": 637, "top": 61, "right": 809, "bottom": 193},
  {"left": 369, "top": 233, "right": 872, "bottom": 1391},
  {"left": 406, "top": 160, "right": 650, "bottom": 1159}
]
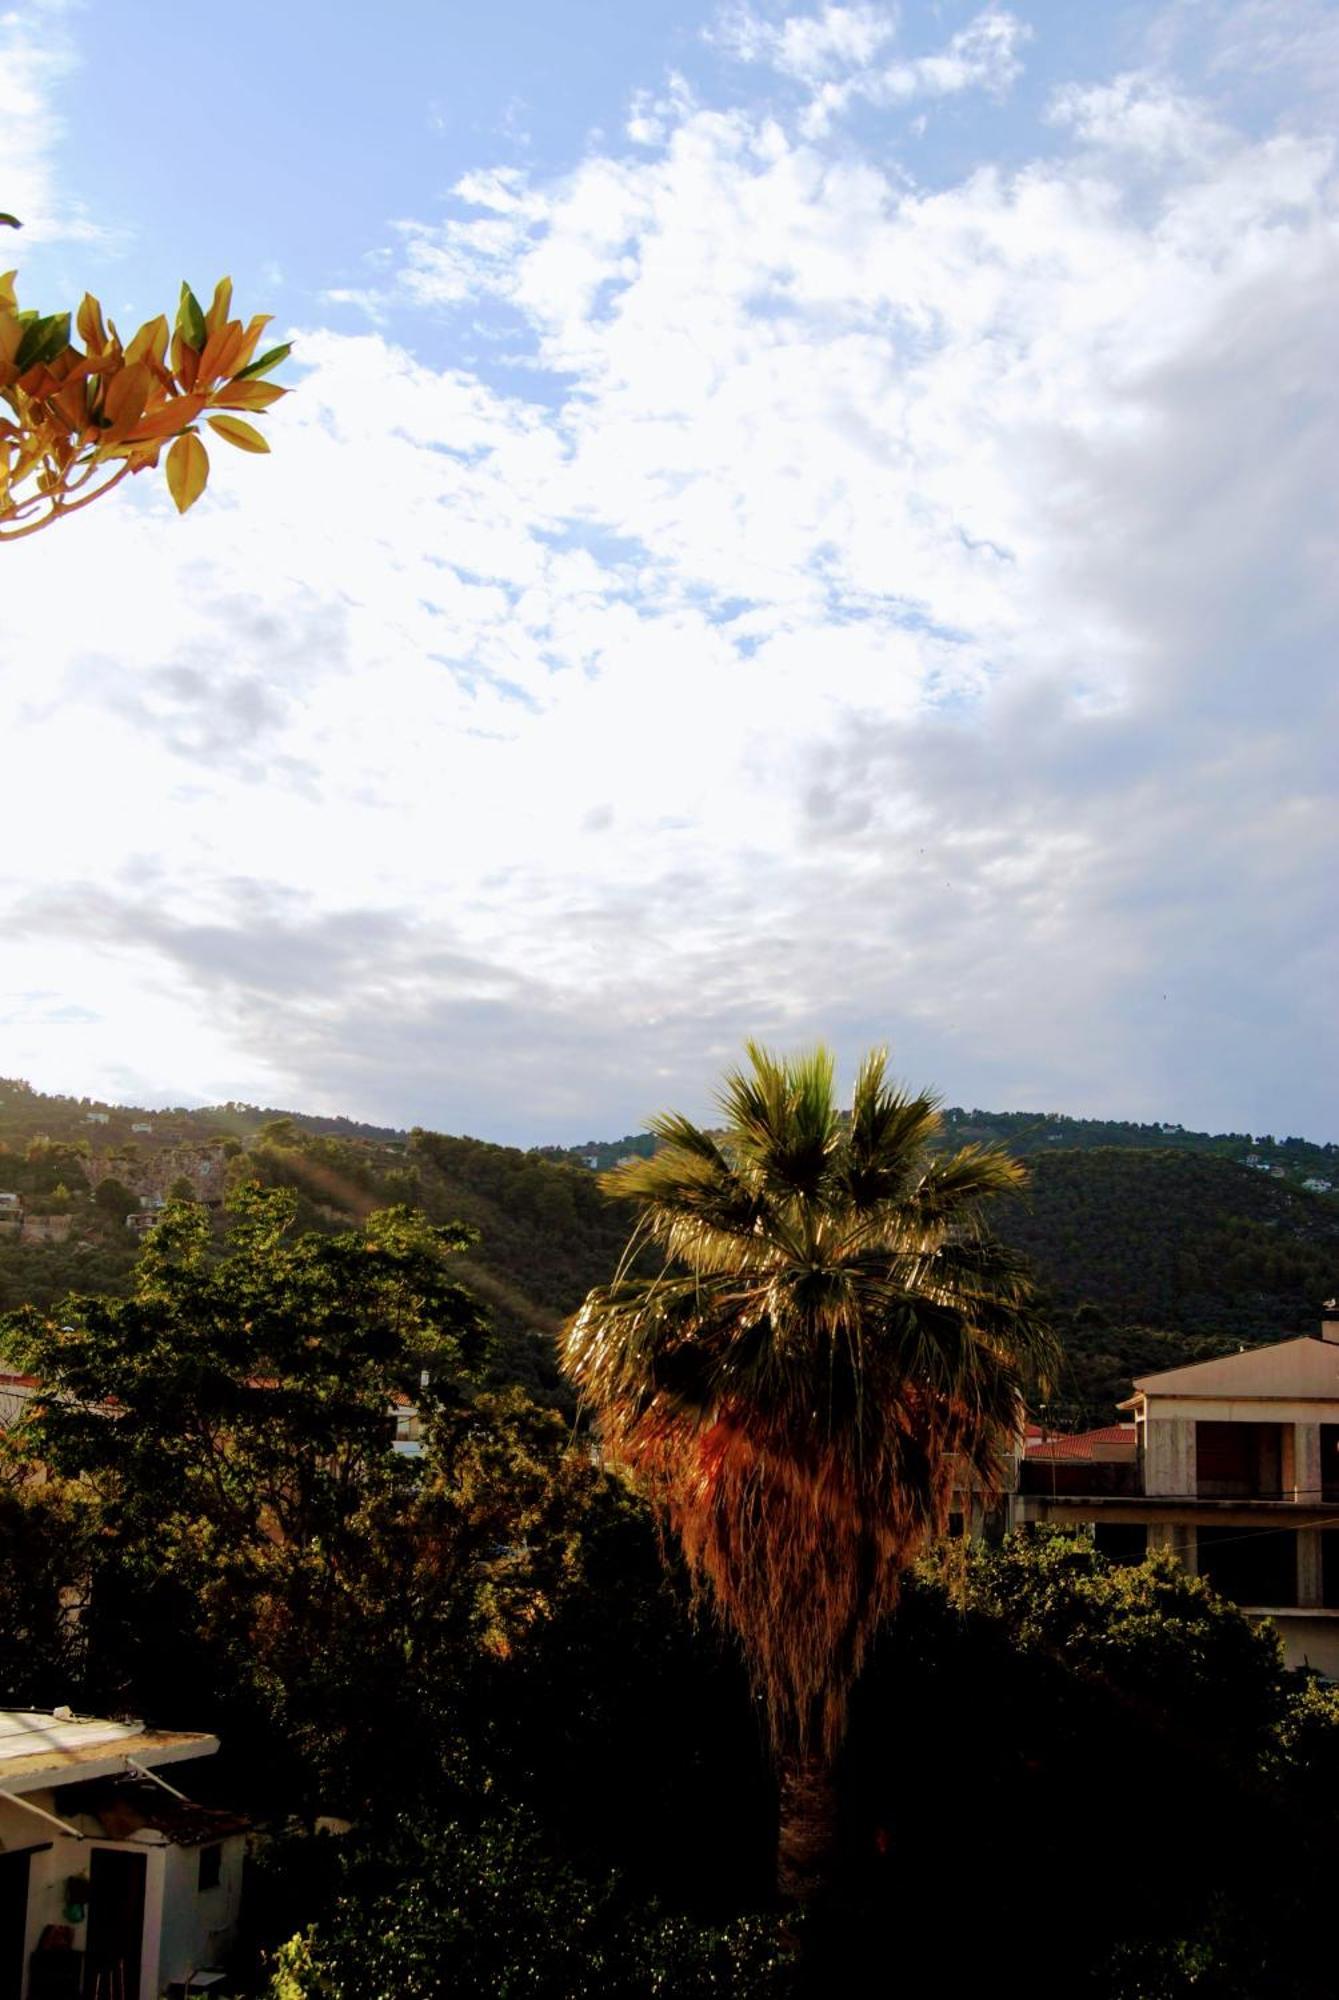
[{"left": 157, "top": 1837, "right": 245, "bottom": 1990}]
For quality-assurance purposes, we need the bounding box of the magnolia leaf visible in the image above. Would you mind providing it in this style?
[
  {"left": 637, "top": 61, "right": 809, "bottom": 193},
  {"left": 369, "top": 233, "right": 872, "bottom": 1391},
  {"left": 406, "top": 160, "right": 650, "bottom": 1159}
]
[
  {"left": 0, "top": 214, "right": 20, "bottom": 229},
  {"left": 14, "top": 311, "right": 71, "bottom": 373},
  {"left": 207, "top": 414, "right": 269, "bottom": 454},
  {"left": 166, "top": 431, "right": 209, "bottom": 514},
  {"left": 232, "top": 342, "right": 292, "bottom": 383},
  {"left": 210, "top": 380, "right": 285, "bottom": 412},
  {"left": 205, "top": 276, "right": 233, "bottom": 334},
  {"left": 176, "top": 282, "right": 208, "bottom": 352},
  {"left": 125, "top": 315, "right": 169, "bottom": 368},
  {"left": 76, "top": 292, "right": 109, "bottom": 351}
]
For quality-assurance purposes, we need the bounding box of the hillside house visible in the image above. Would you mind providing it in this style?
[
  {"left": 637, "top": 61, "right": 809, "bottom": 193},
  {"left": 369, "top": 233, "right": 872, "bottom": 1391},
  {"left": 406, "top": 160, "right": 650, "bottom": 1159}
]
[
  {"left": 129, "top": 1126, "right": 153, "bottom": 1137},
  {"left": 1012, "top": 1313, "right": 1339, "bottom": 1673},
  {"left": 82, "top": 1115, "right": 109, "bottom": 1128},
  {"left": 0, "top": 1709, "right": 245, "bottom": 2000}
]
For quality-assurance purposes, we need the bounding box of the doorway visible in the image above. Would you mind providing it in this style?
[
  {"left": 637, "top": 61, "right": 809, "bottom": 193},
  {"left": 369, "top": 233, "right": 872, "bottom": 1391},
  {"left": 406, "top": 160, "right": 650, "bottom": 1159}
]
[
  {"left": 84, "top": 1850, "right": 145, "bottom": 2000},
  {"left": 0, "top": 1849, "right": 32, "bottom": 2000}
]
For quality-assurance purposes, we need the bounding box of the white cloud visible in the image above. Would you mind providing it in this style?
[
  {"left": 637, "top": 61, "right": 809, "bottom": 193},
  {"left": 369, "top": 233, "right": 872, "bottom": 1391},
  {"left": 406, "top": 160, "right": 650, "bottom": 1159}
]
[
  {"left": 0, "top": 8, "right": 1335, "bottom": 1140},
  {"left": 712, "top": 3, "right": 900, "bottom": 86},
  {"left": 1049, "top": 73, "right": 1229, "bottom": 164},
  {"left": 0, "top": 2, "right": 107, "bottom": 245},
  {"left": 714, "top": 4, "right": 1029, "bottom": 135}
]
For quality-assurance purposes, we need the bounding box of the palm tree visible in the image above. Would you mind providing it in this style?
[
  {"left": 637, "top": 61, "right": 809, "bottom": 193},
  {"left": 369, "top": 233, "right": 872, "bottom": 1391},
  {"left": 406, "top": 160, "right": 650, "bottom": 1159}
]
[{"left": 563, "top": 1043, "right": 1055, "bottom": 1901}]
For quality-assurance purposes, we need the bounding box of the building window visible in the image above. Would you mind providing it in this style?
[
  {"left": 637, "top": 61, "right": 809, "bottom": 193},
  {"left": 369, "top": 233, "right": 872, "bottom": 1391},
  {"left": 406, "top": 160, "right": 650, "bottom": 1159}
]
[
  {"left": 1198, "top": 1526, "right": 1297, "bottom": 1608},
  {"left": 1093, "top": 1522, "right": 1148, "bottom": 1565},
  {"left": 1322, "top": 1426, "right": 1339, "bottom": 1505},
  {"left": 1322, "top": 1530, "right": 1339, "bottom": 1609},
  {"left": 198, "top": 1844, "right": 222, "bottom": 1892},
  {"left": 1195, "top": 1422, "right": 1284, "bottom": 1499}
]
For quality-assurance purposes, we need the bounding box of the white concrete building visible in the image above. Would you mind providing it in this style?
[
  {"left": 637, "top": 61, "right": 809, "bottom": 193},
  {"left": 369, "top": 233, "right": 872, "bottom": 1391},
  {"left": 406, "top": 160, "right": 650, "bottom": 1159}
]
[
  {"left": 1012, "top": 1314, "right": 1339, "bottom": 1675},
  {"left": 0, "top": 1710, "right": 245, "bottom": 1999}
]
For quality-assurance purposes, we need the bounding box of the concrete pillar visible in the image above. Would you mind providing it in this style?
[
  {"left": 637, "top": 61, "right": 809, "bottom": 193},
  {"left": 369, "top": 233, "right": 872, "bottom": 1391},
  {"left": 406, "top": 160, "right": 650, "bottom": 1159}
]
[
  {"left": 1294, "top": 1422, "right": 1322, "bottom": 1505},
  {"left": 1297, "top": 1528, "right": 1323, "bottom": 1609},
  {"left": 1147, "top": 1521, "right": 1197, "bottom": 1572},
  {"left": 1144, "top": 1417, "right": 1195, "bottom": 1497}
]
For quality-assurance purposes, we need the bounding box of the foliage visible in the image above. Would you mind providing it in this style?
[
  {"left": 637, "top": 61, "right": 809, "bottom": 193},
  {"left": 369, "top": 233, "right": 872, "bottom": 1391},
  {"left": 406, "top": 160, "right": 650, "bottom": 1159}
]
[
  {"left": 567, "top": 1043, "right": 1054, "bottom": 1769},
  {"left": 93, "top": 1175, "right": 137, "bottom": 1220},
  {"left": 1000, "top": 1149, "right": 1339, "bottom": 1340},
  {"left": 263, "top": 1808, "right": 793, "bottom": 2000},
  {"left": 0, "top": 1475, "right": 95, "bottom": 1703},
  {"left": 0, "top": 1186, "right": 491, "bottom": 1801},
  {"left": 0, "top": 236, "right": 289, "bottom": 540},
  {"left": 829, "top": 1531, "right": 1339, "bottom": 1997}
]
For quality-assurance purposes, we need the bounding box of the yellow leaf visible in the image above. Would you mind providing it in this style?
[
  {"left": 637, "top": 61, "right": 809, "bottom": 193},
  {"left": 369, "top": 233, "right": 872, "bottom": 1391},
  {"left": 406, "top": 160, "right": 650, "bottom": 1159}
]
[
  {"left": 125, "top": 315, "right": 169, "bottom": 367},
  {"left": 228, "top": 313, "right": 273, "bottom": 376},
  {"left": 123, "top": 392, "right": 208, "bottom": 443},
  {"left": 207, "top": 414, "right": 269, "bottom": 454},
  {"left": 205, "top": 276, "right": 233, "bottom": 334},
  {"left": 98, "top": 363, "right": 153, "bottom": 443},
  {"left": 209, "top": 380, "right": 285, "bottom": 412},
  {"left": 165, "top": 431, "right": 209, "bottom": 513},
  {"left": 77, "top": 293, "right": 108, "bottom": 350}
]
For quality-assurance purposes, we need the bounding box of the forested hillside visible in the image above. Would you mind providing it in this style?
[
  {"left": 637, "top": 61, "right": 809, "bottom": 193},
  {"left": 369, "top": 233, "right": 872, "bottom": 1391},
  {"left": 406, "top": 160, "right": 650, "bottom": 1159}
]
[{"left": 1, "top": 1078, "right": 1335, "bottom": 1424}]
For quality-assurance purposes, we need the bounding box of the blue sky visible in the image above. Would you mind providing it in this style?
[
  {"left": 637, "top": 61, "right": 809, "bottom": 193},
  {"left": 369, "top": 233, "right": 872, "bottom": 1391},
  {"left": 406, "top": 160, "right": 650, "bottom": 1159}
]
[{"left": 1, "top": 0, "right": 1336, "bottom": 1143}]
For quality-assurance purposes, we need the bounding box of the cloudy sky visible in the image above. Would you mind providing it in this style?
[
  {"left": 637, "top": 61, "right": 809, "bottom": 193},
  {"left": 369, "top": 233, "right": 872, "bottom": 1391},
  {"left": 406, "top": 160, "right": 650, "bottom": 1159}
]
[{"left": 1, "top": 0, "right": 1335, "bottom": 1144}]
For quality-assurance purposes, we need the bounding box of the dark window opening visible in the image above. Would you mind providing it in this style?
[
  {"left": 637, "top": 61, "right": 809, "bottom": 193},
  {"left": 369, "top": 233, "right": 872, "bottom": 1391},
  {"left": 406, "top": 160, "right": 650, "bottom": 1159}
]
[
  {"left": 1322, "top": 1426, "right": 1339, "bottom": 1504},
  {"left": 1093, "top": 1523, "right": 1148, "bottom": 1565},
  {"left": 1198, "top": 1525, "right": 1297, "bottom": 1607},
  {"left": 1322, "top": 1530, "right": 1339, "bottom": 1609},
  {"left": 1195, "top": 1422, "right": 1284, "bottom": 1499},
  {"left": 198, "top": 1845, "right": 222, "bottom": 1893}
]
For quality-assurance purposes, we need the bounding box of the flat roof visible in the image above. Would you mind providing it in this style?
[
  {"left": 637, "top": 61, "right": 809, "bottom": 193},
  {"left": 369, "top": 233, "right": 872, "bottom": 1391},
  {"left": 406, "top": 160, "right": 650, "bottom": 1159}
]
[{"left": 0, "top": 1710, "right": 219, "bottom": 1796}]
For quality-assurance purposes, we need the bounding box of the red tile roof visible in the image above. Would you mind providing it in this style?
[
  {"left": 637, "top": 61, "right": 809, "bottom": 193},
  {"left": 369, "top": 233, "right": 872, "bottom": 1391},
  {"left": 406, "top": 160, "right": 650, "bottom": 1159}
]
[{"left": 1023, "top": 1423, "right": 1137, "bottom": 1462}]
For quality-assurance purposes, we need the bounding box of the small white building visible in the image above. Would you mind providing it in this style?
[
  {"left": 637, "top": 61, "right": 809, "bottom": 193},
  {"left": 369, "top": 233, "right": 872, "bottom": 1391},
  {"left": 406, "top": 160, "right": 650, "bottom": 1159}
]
[
  {"left": 130, "top": 1126, "right": 153, "bottom": 1137},
  {"left": 83, "top": 1114, "right": 110, "bottom": 1128},
  {"left": 0, "top": 1709, "right": 246, "bottom": 1999}
]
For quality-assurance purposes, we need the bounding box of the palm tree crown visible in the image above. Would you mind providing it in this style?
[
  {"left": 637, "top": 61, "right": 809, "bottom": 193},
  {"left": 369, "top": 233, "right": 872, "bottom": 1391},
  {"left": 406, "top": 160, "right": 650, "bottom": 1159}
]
[{"left": 564, "top": 1043, "right": 1055, "bottom": 1769}]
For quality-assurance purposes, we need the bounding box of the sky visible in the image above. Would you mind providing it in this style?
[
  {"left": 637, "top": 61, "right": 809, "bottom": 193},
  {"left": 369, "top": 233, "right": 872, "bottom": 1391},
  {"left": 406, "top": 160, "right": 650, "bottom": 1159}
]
[{"left": 0, "top": 0, "right": 1336, "bottom": 1146}]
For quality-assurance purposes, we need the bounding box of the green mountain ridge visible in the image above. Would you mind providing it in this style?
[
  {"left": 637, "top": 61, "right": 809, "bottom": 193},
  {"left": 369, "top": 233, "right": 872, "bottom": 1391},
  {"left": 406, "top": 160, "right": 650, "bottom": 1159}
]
[{"left": 1, "top": 1077, "right": 1336, "bottom": 1424}]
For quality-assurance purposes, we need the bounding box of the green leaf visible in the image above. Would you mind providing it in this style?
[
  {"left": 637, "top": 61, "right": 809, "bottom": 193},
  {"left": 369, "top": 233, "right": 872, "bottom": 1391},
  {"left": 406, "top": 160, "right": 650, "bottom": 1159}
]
[
  {"left": 231, "top": 341, "right": 292, "bottom": 383},
  {"left": 14, "top": 311, "right": 71, "bottom": 372},
  {"left": 175, "top": 282, "right": 208, "bottom": 352},
  {"left": 0, "top": 214, "right": 21, "bottom": 230}
]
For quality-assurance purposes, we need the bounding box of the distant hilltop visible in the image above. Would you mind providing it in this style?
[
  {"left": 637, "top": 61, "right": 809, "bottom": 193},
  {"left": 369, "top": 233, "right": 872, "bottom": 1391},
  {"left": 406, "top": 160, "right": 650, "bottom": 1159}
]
[
  {"left": 534, "top": 1107, "right": 1337, "bottom": 1194},
  {"left": 0, "top": 1076, "right": 1334, "bottom": 1192}
]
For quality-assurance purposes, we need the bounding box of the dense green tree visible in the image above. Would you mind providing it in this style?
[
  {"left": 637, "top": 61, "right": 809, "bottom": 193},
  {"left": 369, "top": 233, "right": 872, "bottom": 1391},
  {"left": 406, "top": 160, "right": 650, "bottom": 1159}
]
[
  {"left": 93, "top": 1175, "right": 138, "bottom": 1220},
  {"left": 565, "top": 1043, "right": 1055, "bottom": 1899},
  {"left": 0, "top": 1186, "right": 491, "bottom": 1800},
  {"left": 264, "top": 1807, "right": 793, "bottom": 2000}
]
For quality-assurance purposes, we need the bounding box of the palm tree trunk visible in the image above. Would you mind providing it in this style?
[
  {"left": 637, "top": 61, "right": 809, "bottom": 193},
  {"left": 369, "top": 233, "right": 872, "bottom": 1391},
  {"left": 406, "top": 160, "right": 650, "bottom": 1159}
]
[{"left": 776, "top": 1752, "right": 838, "bottom": 1903}]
